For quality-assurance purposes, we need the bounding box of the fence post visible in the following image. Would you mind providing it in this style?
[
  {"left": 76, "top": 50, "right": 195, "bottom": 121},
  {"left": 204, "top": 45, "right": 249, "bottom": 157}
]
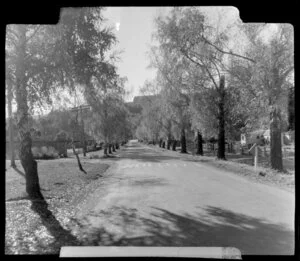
[{"left": 254, "top": 146, "right": 258, "bottom": 170}]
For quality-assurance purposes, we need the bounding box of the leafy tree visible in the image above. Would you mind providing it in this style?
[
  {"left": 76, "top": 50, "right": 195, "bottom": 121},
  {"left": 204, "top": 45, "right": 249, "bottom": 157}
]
[
  {"left": 236, "top": 23, "right": 294, "bottom": 171},
  {"left": 149, "top": 44, "right": 191, "bottom": 153},
  {"left": 153, "top": 7, "right": 255, "bottom": 159},
  {"left": 5, "top": 8, "right": 118, "bottom": 199}
]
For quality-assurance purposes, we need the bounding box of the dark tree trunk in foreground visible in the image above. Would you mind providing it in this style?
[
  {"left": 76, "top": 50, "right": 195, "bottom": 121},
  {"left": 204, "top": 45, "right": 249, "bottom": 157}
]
[
  {"left": 15, "top": 25, "right": 43, "bottom": 199},
  {"left": 162, "top": 141, "right": 165, "bottom": 148},
  {"left": 108, "top": 144, "right": 112, "bottom": 154},
  {"left": 270, "top": 106, "right": 283, "bottom": 171},
  {"left": 196, "top": 131, "right": 203, "bottom": 156},
  {"left": 112, "top": 144, "right": 116, "bottom": 152},
  {"left": 7, "top": 84, "right": 16, "bottom": 168},
  {"left": 180, "top": 128, "right": 187, "bottom": 153},
  {"left": 288, "top": 86, "right": 294, "bottom": 131},
  {"left": 116, "top": 143, "right": 119, "bottom": 149},
  {"left": 172, "top": 140, "right": 177, "bottom": 151},
  {"left": 217, "top": 75, "right": 226, "bottom": 160}
]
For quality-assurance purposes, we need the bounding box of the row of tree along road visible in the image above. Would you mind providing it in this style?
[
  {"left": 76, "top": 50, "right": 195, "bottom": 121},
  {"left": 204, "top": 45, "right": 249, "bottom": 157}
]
[
  {"left": 5, "top": 7, "right": 294, "bottom": 200},
  {"left": 134, "top": 7, "right": 294, "bottom": 172},
  {"left": 6, "top": 8, "right": 132, "bottom": 199}
]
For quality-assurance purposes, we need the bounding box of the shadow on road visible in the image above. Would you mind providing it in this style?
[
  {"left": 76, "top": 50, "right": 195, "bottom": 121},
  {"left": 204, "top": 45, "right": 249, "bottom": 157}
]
[
  {"left": 72, "top": 205, "right": 294, "bottom": 255},
  {"left": 110, "top": 145, "right": 179, "bottom": 163}
]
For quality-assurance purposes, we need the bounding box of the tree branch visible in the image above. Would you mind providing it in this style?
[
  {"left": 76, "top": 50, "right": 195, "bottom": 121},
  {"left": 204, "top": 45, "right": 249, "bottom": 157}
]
[
  {"left": 201, "top": 35, "right": 256, "bottom": 63},
  {"left": 182, "top": 50, "right": 219, "bottom": 89},
  {"left": 26, "top": 26, "right": 42, "bottom": 44}
]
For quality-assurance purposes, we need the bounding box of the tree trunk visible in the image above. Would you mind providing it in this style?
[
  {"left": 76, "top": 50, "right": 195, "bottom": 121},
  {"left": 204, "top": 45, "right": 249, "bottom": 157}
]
[
  {"left": 162, "top": 141, "right": 165, "bottom": 148},
  {"left": 270, "top": 106, "right": 283, "bottom": 171},
  {"left": 7, "top": 83, "right": 16, "bottom": 168},
  {"left": 108, "top": 144, "right": 112, "bottom": 154},
  {"left": 217, "top": 75, "right": 226, "bottom": 160},
  {"left": 167, "top": 135, "right": 171, "bottom": 150},
  {"left": 172, "top": 140, "right": 177, "bottom": 151},
  {"left": 112, "top": 144, "right": 116, "bottom": 152},
  {"left": 15, "top": 25, "right": 43, "bottom": 199},
  {"left": 180, "top": 128, "right": 187, "bottom": 153},
  {"left": 72, "top": 142, "right": 86, "bottom": 174},
  {"left": 196, "top": 131, "right": 203, "bottom": 156},
  {"left": 159, "top": 139, "right": 162, "bottom": 147},
  {"left": 104, "top": 143, "right": 108, "bottom": 156},
  {"left": 288, "top": 86, "right": 294, "bottom": 131},
  {"left": 116, "top": 143, "right": 119, "bottom": 149}
]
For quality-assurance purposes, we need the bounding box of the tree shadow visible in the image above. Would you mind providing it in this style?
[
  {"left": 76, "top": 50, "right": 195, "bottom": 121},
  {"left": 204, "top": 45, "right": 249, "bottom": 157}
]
[
  {"left": 130, "top": 177, "right": 168, "bottom": 187},
  {"left": 72, "top": 205, "right": 294, "bottom": 256},
  {"left": 30, "top": 198, "right": 80, "bottom": 253},
  {"left": 109, "top": 146, "right": 180, "bottom": 163}
]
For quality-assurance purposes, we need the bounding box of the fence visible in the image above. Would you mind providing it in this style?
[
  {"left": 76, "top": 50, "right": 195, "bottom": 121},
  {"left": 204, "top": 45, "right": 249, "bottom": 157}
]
[
  {"left": 184, "top": 139, "right": 294, "bottom": 170},
  {"left": 186, "top": 140, "right": 237, "bottom": 155}
]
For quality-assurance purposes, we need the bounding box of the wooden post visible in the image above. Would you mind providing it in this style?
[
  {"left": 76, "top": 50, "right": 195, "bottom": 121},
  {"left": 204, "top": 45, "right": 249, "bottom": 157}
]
[{"left": 254, "top": 146, "right": 258, "bottom": 170}]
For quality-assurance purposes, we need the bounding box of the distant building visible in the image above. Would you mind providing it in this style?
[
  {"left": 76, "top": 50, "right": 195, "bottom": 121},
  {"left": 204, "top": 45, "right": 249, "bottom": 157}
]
[
  {"left": 241, "top": 129, "right": 293, "bottom": 147},
  {"left": 241, "top": 129, "right": 270, "bottom": 146},
  {"left": 132, "top": 95, "right": 158, "bottom": 107}
]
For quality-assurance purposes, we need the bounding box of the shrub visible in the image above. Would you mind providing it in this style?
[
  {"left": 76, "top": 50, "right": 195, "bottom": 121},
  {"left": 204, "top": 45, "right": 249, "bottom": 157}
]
[
  {"left": 47, "top": 146, "right": 59, "bottom": 158},
  {"left": 41, "top": 146, "right": 48, "bottom": 155},
  {"left": 31, "top": 147, "right": 43, "bottom": 158},
  {"left": 55, "top": 130, "right": 69, "bottom": 141},
  {"left": 33, "top": 146, "right": 59, "bottom": 159}
]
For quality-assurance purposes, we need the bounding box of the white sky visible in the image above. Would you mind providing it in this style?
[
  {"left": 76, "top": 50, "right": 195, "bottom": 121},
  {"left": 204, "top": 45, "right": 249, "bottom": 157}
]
[{"left": 102, "top": 6, "right": 241, "bottom": 101}]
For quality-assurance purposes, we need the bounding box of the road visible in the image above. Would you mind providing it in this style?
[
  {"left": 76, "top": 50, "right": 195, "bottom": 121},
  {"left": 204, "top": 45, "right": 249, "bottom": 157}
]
[{"left": 75, "top": 140, "right": 295, "bottom": 255}]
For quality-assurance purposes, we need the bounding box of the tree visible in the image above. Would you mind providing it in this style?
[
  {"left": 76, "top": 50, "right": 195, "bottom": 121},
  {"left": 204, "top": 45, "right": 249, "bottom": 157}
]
[
  {"left": 5, "top": 8, "right": 118, "bottom": 199},
  {"left": 6, "top": 79, "right": 16, "bottom": 168},
  {"left": 238, "top": 24, "right": 294, "bottom": 171},
  {"left": 149, "top": 44, "right": 192, "bottom": 153},
  {"left": 153, "top": 7, "right": 255, "bottom": 159},
  {"left": 287, "top": 85, "right": 294, "bottom": 131}
]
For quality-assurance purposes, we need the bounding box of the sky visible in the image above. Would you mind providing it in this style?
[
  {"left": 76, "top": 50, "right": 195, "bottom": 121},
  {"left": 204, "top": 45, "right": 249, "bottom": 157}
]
[
  {"left": 7, "top": 6, "right": 254, "bottom": 117},
  {"left": 102, "top": 7, "right": 163, "bottom": 101},
  {"left": 102, "top": 6, "right": 240, "bottom": 101}
]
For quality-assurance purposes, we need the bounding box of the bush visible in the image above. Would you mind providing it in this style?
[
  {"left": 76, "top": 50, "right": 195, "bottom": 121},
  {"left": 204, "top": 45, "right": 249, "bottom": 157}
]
[
  {"left": 55, "top": 130, "right": 69, "bottom": 141},
  {"left": 32, "top": 146, "right": 59, "bottom": 159},
  {"left": 31, "top": 147, "right": 43, "bottom": 158}
]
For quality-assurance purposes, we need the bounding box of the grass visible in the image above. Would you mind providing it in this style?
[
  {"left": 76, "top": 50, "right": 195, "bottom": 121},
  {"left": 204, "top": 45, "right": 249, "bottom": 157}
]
[
  {"left": 149, "top": 144, "right": 295, "bottom": 193},
  {"left": 5, "top": 151, "right": 113, "bottom": 255}
]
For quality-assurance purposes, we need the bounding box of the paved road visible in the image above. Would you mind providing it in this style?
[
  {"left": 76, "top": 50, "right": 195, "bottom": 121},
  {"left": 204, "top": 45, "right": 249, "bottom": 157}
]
[{"left": 76, "top": 140, "right": 295, "bottom": 255}]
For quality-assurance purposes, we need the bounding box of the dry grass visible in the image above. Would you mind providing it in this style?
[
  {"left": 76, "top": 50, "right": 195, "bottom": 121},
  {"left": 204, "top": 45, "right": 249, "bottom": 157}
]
[
  {"left": 5, "top": 153, "right": 112, "bottom": 254},
  {"left": 149, "top": 144, "right": 295, "bottom": 193}
]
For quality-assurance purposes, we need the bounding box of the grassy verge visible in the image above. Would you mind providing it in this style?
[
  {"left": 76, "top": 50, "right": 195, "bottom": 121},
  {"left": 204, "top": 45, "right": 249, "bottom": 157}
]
[
  {"left": 5, "top": 150, "right": 114, "bottom": 254},
  {"left": 148, "top": 144, "right": 295, "bottom": 193}
]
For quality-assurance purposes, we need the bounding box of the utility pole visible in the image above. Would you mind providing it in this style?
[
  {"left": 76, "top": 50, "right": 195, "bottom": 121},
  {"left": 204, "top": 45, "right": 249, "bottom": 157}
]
[
  {"left": 80, "top": 105, "right": 86, "bottom": 157},
  {"left": 71, "top": 104, "right": 90, "bottom": 157}
]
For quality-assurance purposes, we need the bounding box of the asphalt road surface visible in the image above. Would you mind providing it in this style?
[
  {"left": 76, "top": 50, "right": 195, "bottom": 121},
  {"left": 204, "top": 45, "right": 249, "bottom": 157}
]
[{"left": 76, "top": 140, "right": 295, "bottom": 255}]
